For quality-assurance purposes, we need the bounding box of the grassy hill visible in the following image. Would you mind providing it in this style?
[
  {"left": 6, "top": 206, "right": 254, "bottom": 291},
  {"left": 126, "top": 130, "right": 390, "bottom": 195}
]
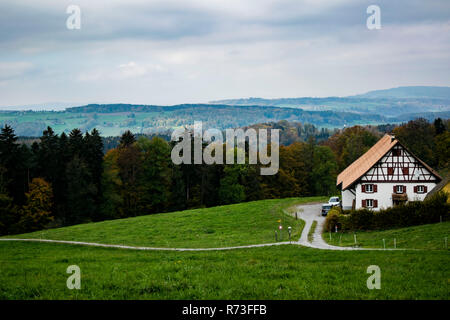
[
  {"left": 2, "top": 198, "right": 324, "bottom": 248},
  {"left": 324, "top": 222, "right": 450, "bottom": 250},
  {"left": 0, "top": 197, "right": 448, "bottom": 299}
]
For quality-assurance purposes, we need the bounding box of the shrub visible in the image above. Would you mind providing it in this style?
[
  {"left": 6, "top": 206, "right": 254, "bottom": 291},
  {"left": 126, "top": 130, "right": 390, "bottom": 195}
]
[
  {"left": 323, "top": 207, "right": 342, "bottom": 232},
  {"left": 325, "top": 191, "right": 449, "bottom": 232}
]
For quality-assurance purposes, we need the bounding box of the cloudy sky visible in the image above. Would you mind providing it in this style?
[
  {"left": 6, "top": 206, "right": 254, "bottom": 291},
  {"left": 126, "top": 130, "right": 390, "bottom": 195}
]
[{"left": 0, "top": 0, "right": 449, "bottom": 109}]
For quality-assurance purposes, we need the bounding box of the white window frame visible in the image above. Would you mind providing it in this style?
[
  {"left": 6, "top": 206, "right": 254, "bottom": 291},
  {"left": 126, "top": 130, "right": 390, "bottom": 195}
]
[
  {"left": 417, "top": 185, "right": 425, "bottom": 193},
  {"left": 366, "top": 199, "right": 374, "bottom": 208},
  {"left": 396, "top": 185, "right": 404, "bottom": 194},
  {"left": 365, "top": 184, "right": 373, "bottom": 193}
]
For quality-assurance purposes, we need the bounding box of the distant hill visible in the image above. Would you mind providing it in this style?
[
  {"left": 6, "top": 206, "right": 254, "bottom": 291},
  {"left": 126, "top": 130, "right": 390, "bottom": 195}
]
[
  {"left": 1, "top": 104, "right": 388, "bottom": 137},
  {"left": 354, "top": 86, "right": 450, "bottom": 99},
  {"left": 210, "top": 86, "right": 450, "bottom": 117}
]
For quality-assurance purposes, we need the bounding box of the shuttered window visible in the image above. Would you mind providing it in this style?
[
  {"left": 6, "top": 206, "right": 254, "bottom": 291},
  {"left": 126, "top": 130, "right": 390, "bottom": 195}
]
[
  {"left": 362, "top": 184, "right": 377, "bottom": 193},
  {"left": 415, "top": 185, "right": 427, "bottom": 194}
]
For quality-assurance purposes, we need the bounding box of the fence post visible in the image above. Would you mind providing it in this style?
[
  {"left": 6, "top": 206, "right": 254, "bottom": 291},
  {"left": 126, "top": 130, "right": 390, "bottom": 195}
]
[
  {"left": 383, "top": 239, "right": 386, "bottom": 250},
  {"left": 354, "top": 233, "right": 357, "bottom": 245}
]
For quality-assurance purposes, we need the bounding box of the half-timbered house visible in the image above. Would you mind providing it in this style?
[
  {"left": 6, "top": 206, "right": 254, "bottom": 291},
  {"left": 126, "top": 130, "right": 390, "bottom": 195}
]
[{"left": 336, "top": 134, "right": 442, "bottom": 211}]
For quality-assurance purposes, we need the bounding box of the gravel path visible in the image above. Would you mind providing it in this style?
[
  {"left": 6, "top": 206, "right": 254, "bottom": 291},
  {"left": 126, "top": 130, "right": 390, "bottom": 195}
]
[
  {"left": 293, "top": 203, "right": 365, "bottom": 250},
  {"left": 0, "top": 238, "right": 293, "bottom": 251}
]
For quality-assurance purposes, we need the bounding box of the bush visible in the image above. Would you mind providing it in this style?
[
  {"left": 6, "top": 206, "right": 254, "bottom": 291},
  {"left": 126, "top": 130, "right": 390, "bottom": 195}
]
[
  {"left": 325, "top": 191, "right": 449, "bottom": 232},
  {"left": 323, "top": 207, "right": 342, "bottom": 232}
]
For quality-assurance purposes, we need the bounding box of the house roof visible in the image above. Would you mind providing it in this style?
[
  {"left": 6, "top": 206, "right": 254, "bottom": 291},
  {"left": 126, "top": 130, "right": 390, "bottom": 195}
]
[
  {"left": 425, "top": 176, "right": 449, "bottom": 199},
  {"left": 336, "top": 134, "right": 442, "bottom": 191}
]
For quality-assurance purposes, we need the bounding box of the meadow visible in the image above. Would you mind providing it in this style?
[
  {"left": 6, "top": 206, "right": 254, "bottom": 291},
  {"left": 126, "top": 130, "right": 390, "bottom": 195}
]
[
  {"left": 0, "top": 241, "right": 448, "bottom": 299},
  {"left": 0, "top": 197, "right": 448, "bottom": 300},
  {"left": 2, "top": 198, "right": 322, "bottom": 248},
  {"left": 323, "top": 221, "right": 450, "bottom": 250}
]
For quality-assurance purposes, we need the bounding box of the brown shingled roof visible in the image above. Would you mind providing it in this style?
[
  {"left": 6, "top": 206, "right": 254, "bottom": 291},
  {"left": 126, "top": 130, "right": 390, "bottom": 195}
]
[
  {"left": 337, "top": 134, "right": 397, "bottom": 190},
  {"left": 336, "top": 134, "right": 442, "bottom": 191}
]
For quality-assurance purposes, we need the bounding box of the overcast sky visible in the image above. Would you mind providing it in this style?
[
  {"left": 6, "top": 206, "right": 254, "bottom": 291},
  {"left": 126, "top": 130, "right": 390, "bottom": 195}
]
[{"left": 0, "top": 0, "right": 449, "bottom": 109}]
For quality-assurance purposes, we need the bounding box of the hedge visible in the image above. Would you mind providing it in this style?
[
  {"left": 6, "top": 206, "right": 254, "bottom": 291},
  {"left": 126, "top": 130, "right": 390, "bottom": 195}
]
[{"left": 324, "top": 191, "right": 450, "bottom": 232}]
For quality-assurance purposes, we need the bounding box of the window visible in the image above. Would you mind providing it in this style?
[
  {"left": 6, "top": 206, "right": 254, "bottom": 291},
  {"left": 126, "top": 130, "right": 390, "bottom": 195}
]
[
  {"left": 414, "top": 185, "right": 427, "bottom": 194},
  {"left": 362, "top": 184, "right": 377, "bottom": 193},
  {"left": 394, "top": 185, "right": 404, "bottom": 194},
  {"left": 362, "top": 199, "right": 378, "bottom": 208},
  {"left": 402, "top": 167, "right": 409, "bottom": 175},
  {"left": 387, "top": 167, "right": 394, "bottom": 175}
]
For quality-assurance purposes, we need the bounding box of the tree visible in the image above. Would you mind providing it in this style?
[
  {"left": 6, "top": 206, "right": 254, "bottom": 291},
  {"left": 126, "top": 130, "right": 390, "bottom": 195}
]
[
  {"left": 136, "top": 137, "right": 173, "bottom": 213},
  {"left": 434, "top": 118, "right": 446, "bottom": 135},
  {"left": 66, "top": 155, "right": 96, "bottom": 224},
  {"left": 100, "top": 149, "right": 123, "bottom": 219},
  {"left": 311, "top": 146, "right": 338, "bottom": 196},
  {"left": 435, "top": 130, "right": 450, "bottom": 171},
  {"left": 219, "top": 165, "right": 246, "bottom": 205},
  {"left": 325, "top": 126, "right": 380, "bottom": 171},
  {"left": 19, "top": 178, "right": 54, "bottom": 232},
  {"left": 117, "top": 131, "right": 141, "bottom": 216},
  {"left": 0, "top": 125, "right": 28, "bottom": 204},
  {"left": 393, "top": 118, "right": 435, "bottom": 167},
  {"left": 84, "top": 129, "right": 104, "bottom": 220},
  {"left": 119, "top": 130, "right": 136, "bottom": 147},
  {"left": 0, "top": 189, "right": 19, "bottom": 235},
  {"left": 68, "top": 128, "right": 84, "bottom": 157}
]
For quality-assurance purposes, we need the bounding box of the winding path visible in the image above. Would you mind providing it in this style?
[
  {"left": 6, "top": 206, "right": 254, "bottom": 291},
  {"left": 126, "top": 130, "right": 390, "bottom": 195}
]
[
  {"left": 0, "top": 202, "right": 401, "bottom": 252},
  {"left": 0, "top": 238, "right": 292, "bottom": 251},
  {"left": 293, "top": 203, "right": 365, "bottom": 250}
]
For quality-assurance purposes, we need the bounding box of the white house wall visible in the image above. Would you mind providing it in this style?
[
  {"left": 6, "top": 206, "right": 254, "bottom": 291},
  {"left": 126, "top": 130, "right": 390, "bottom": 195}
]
[
  {"left": 354, "top": 182, "right": 437, "bottom": 211},
  {"left": 342, "top": 189, "right": 355, "bottom": 210}
]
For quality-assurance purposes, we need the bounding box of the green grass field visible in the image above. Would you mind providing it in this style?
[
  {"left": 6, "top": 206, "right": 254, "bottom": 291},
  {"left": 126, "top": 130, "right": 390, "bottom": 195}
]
[
  {"left": 0, "top": 197, "right": 448, "bottom": 300},
  {"left": 0, "top": 242, "right": 448, "bottom": 299},
  {"left": 323, "top": 222, "right": 450, "bottom": 250},
  {"left": 2, "top": 198, "right": 322, "bottom": 248}
]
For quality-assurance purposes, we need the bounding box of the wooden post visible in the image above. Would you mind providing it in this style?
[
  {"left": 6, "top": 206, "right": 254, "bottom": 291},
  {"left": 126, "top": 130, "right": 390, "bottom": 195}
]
[
  {"left": 354, "top": 233, "right": 357, "bottom": 245},
  {"left": 383, "top": 239, "right": 386, "bottom": 250}
]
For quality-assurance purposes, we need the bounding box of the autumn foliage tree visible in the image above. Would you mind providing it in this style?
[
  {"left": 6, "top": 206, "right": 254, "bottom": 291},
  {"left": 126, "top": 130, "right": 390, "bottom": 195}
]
[{"left": 19, "top": 178, "right": 53, "bottom": 232}]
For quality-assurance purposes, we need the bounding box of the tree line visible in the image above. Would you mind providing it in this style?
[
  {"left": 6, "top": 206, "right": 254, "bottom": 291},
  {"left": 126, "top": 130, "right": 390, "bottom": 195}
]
[{"left": 0, "top": 117, "right": 448, "bottom": 235}]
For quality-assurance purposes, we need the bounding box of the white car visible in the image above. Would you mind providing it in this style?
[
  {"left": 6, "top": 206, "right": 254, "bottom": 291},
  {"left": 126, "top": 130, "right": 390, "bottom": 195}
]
[{"left": 328, "top": 197, "right": 341, "bottom": 207}]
